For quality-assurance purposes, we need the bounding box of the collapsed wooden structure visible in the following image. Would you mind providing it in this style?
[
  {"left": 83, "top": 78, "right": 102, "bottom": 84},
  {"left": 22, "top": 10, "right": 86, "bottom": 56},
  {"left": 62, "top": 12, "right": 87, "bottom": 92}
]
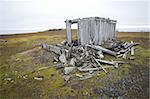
[
  {"left": 42, "top": 17, "right": 140, "bottom": 81},
  {"left": 65, "top": 17, "right": 117, "bottom": 45},
  {"left": 42, "top": 40, "right": 139, "bottom": 80}
]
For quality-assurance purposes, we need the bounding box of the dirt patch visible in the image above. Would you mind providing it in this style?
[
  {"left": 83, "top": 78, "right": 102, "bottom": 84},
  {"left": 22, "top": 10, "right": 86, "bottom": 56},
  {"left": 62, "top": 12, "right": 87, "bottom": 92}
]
[
  {"left": 19, "top": 47, "right": 57, "bottom": 65},
  {"left": 31, "top": 49, "right": 57, "bottom": 65}
]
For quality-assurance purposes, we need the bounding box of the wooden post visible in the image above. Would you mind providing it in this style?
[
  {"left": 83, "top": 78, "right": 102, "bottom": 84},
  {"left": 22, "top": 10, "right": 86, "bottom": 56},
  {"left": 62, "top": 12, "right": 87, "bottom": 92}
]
[
  {"left": 104, "top": 19, "right": 107, "bottom": 41},
  {"left": 113, "top": 22, "right": 117, "bottom": 38},
  {"left": 101, "top": 18, "right": 105, "bottom": 42},
  {"left": 110, "top": 21, "right": 113, "bottom": 39},
  {"left": 131, "top": 41, "right": 134, "bottom": 55},
  {"left": 77, "top": 20, "right": 80, "bottom": 44},
  {"left": 66, "top": 20, "right": 72, "bottom": 44}
]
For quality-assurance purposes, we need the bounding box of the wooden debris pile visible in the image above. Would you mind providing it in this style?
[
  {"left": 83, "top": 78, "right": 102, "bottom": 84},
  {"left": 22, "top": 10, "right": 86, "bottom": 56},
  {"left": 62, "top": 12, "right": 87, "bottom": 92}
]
[{"left": 42, "top": 40, "right": 139, "bottom": 81}]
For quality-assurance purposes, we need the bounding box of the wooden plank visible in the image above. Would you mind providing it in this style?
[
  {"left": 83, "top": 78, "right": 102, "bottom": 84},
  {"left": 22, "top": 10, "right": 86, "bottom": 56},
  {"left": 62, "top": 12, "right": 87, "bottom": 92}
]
[
  {"left": 66, "top": 20, "right": 72, "bottom": 44},
  {"left": 87, "top": 45, "right": 117, "bottom": 56},
  {"left": 110, "top": 21, "right": 114, "bottom": 40},
  {"left": 113, "top": 22, "right": 117, "bottom": 37},
  {"left": 104, "top": 19, "right": 107, "bottom": 41},
  {"left": 77, "top": 19, "right": 81, "bottom": 44},
  {"left": 99, "top": 19, "right": 103, "bottom": 44},
  {"left": 78, "top": 66, "right": 113, "bottom": 72},
  {"left": 101, "top": 18, "right": 105, "bottom": 43},
  {"left": 108, "top": 21, "right": 111, "bottom": 40},
  {"left": 94, "top": 18, "right": 100, "bottom": 44},
  {"left": 131, "top": 41, "right": 134, "bottom": 55}
]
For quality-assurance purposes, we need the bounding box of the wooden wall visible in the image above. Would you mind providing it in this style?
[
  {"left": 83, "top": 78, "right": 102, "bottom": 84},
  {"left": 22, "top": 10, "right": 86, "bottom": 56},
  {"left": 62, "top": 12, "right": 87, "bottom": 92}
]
[{"left": 66, "top": 17, "right": 116, "bottom": 45}]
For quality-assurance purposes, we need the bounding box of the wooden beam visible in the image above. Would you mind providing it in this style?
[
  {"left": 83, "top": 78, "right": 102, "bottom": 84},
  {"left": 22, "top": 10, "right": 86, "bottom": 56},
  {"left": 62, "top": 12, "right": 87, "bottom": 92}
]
[
  {"left": 87, "top": 45, "right": 117, "bottom": 56},
  {"left": 66, "top": 20, "right": 72, "bottom": 44}
]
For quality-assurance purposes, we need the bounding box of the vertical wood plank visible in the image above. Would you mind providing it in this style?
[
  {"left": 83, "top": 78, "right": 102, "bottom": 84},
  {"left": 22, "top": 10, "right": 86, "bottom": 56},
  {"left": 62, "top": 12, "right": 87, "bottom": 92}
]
[{"left": 66, "top": 20, "right": 72, "bottom": 44}]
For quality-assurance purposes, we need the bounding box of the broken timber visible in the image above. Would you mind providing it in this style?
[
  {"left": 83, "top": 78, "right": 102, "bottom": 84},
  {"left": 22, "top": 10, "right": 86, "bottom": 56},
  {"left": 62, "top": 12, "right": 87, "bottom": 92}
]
[
  {"left": 42, "top": 44, "right": 62, "bottom": 55},
  {"left": 87, "top": 45, "right": 117, "bottom": 56},
  {"left": 78, "top": 66, "right": 114, "bottom": 72},
  {"left": 41, "top": 17, "right": 140, "bottom": 81},
  {"left": 42, "top": 39, "right": 138, "bottom": 81}
]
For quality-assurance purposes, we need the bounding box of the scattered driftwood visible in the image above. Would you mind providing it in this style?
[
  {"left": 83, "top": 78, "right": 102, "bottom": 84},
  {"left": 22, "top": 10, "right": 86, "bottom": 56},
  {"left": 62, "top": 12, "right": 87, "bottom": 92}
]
[
  {"left": 129, "top": 56, "right": 135, "bottom": 60},
  {"left": 92, "top": 56, "right": 108, "bottom": 73},
  {"left": 34, "top": 76, "right": 44, "bottom": 81},
  {"left": 59, "top": 53, "right": 67, "bottom": 63},
  {"left": 78, "top": 66, "right": 114, "bottom": 72},
  {"left": 87, "top": 45, "right": 117, "bottom": 56},
  {"left": 42, "top": 39, "right": 139, "bottom": 81},
  {"left": 4, "top": 78, "right": 12, "bottom": 81},
  {"left": 97, "top": 59, "right": 124, "bottom": 68},
  {"left": 64, "top": 67, "right": 76, "bottom": 74},
  {"left": 42, "top": 44, "right": 62, "bottom": 55},
  {"left": 38, "top": 66, "right": 51, "bottom": 71}
]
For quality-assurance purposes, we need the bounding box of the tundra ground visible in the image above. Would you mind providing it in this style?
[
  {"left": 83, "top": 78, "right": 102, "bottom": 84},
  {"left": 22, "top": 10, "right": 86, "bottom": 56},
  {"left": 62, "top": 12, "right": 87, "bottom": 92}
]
[{"left": 0, "top": 30, "right": 149, "bottom": 98}]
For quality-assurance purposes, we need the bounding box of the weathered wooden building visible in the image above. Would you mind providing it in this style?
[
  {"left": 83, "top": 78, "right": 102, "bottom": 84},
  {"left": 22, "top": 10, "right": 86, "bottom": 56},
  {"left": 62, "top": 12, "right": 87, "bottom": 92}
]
[{"left": 65, "top": 17, "right": 117, "bottom": 45}]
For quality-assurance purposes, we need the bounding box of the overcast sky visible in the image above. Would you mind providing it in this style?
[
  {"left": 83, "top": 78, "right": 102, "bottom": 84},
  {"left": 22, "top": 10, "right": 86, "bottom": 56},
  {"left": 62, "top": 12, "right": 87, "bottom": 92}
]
[{"left": 0, "top": 0, "right": 149, "bottom": 34}]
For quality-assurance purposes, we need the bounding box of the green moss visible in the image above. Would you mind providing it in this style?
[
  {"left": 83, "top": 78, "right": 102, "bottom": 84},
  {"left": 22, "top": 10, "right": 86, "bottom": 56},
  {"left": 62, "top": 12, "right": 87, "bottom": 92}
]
[
  {"left": 98, "top": 71, "right": 107, "bottom": 78},
  {"left": 31, "top": 67, "right": 56, "bottom": 78},
  {"left": 135, "top": 46, "right": 149, "bottom": 57},
  {"left": 133, "top": 46, "right": 149, "bottom": 65}
]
